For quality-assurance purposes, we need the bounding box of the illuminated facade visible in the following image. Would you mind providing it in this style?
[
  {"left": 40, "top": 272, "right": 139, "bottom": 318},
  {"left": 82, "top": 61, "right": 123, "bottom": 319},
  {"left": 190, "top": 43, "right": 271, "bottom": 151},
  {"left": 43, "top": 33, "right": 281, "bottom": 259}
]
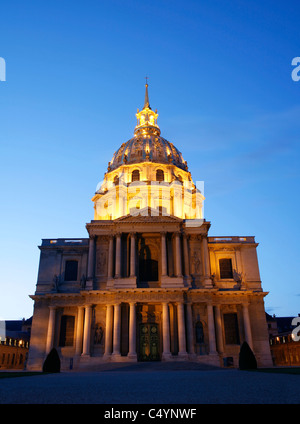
[{"left": 27, "top": 84, "right": 273, "bottom": 370}]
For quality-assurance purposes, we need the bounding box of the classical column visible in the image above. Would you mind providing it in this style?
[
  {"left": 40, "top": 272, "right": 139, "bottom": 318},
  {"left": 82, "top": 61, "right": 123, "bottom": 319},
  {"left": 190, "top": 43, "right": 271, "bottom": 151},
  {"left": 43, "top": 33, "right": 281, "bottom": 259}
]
[
  {"left": 128, "top": 302, "right": 137, "bottom": 359},
  {"left": 45, "top": 306, "right": 56, "bottom": 355},
  {"left": 112, "top": 303, "right": 121, "bottom": 356},
  {"left": 115, "top": 233, "right": 121, "bottom": 278},
  {"left": 202, "top": 236, "right": 212, "bottom": 287},
  {"left": 186, "top": 302, "right": 195, "bottom": 354},
  {"left": 177, "top": 302, "right": 187, "bottom": 356},
  {"left": 161, "top": 232, "right": 167, "bottom": 277},
  {"left": 162, "top": 302, "right": 171, "bottom": 359},
  {"left": 75, "top": 306, "right": 84, "bottom": 355},
  {"left": 243, "top": 303, "right": 253, "bottom": 350},
  {"left": 214, "top": 305, "right": 224, "bottom": 354},
  {"left": 104, "top": 304, "right": 113, "bottom": 357},
  {"left": 107, "top": 236, "right": 114, "bottom": 278},
  {"left": 130, "top": 233, "right": 136, "bottom": 278},
  {"left": 82, "top": 305, "right": 92, "bottom": 356},
  {"left": 175, "top": 232, "right": 182, "bottom": 277},
  {"left": 87, "top": 236, "right": 95, "bottom": 283},
  {"left": 183, "top": 233, "right": 190, "bottom": 277},
  {"left": 207, "top": 303, "right": 217, "bottom": 355}
]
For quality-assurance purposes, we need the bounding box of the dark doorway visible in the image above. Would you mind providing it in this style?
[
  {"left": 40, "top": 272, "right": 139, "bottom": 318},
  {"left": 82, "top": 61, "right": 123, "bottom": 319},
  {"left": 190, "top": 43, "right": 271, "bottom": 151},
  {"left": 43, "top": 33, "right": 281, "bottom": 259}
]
[{"left": 138, "top": 323, "right": 160, "bottom": 361}]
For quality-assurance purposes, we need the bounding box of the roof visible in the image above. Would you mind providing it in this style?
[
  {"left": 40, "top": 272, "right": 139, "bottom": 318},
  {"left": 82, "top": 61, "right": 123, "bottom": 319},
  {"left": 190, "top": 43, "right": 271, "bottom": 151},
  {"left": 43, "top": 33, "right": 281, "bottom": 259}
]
[{"left": 108, "top": 135, "right": 188, "bottom": 172}]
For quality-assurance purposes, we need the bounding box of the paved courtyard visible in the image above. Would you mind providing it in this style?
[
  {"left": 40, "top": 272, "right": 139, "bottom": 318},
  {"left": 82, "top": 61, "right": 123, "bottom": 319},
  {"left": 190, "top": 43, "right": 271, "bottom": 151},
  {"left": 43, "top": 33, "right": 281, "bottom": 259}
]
[{"left": 0, "top": 362, "right": 299, "bottom": 404}]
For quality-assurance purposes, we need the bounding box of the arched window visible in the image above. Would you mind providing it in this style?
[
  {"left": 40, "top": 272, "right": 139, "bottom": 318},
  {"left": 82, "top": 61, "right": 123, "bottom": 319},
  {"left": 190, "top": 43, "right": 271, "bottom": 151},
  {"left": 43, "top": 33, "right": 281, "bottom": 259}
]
[
  {"left": 156, "top": 169, "right": 164, "bottom": 182},
  {"left": 113, "top": 175, "right": 119, "bottom": 186},
  {"left": 132, "top": 169, "right": 140, "bottom": 182}
]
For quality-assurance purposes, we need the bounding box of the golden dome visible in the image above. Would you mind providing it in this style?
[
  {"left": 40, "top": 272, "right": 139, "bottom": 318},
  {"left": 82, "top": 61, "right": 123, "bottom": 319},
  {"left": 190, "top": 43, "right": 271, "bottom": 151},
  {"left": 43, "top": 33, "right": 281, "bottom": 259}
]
[
  {"left": 108, "top": 135, "right": 188, "bottom": 173},
  {"left": 92, "top": 82, "right": 204, "bottom": 222},
  {"left": 107, "top": 83, "right": 188, "bottom": 173}
]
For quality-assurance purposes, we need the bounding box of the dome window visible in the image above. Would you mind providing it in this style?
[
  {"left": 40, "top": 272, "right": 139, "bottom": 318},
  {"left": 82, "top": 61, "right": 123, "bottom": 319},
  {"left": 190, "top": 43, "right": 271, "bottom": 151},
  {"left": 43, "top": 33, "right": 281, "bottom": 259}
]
[
  {"left": 156, "top": 169, "right": 164, "bottom": 182},
  {"left": 132, "top": 170, "right": 140, "bottom": 182}
]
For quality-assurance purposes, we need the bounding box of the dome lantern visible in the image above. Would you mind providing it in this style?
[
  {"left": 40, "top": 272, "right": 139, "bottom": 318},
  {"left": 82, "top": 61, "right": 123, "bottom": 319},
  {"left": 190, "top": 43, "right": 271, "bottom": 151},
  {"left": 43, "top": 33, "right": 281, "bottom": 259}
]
[{"left": 134, "top": 82, "right": 160, "bottom": 137}]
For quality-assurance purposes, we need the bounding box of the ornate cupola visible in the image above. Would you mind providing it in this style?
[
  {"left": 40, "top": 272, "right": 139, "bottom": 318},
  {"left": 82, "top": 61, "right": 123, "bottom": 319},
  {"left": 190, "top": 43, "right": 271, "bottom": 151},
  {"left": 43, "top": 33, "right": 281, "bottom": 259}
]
[{"left": 134, "top": 83, "right": 160, "bottom": 137}]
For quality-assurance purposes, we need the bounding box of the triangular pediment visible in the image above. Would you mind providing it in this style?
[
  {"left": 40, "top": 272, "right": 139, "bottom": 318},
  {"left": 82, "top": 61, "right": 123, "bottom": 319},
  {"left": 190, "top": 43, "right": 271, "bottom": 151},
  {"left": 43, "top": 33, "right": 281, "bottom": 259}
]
[{"left": 115, "top": 207, "right": 183, "bottom": 223}]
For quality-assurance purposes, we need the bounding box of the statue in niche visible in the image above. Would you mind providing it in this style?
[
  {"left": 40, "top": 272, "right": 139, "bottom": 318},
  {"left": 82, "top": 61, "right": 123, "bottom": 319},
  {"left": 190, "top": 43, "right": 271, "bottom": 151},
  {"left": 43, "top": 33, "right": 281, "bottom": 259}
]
[
  {"left": 80, "top": 274, "right": 86, "bottom": 289},
  {"left": 51, "top": 275, "right": 59, "bottom": 292},
  {"left": 192, "top": 251, "right": 201, "bottom": 274},
  {"left": 195, "top": 321, "right": 204, "bottom": 344},
  {"left": 94, "top": 324, "right": 104, "bottom": 345}
]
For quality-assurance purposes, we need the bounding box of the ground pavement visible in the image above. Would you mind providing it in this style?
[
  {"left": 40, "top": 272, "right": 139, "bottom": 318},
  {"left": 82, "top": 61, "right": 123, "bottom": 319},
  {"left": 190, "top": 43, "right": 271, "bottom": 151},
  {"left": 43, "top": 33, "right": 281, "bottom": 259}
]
[{"left": 0, "top": 362, "right": 299, "bottom": 404}]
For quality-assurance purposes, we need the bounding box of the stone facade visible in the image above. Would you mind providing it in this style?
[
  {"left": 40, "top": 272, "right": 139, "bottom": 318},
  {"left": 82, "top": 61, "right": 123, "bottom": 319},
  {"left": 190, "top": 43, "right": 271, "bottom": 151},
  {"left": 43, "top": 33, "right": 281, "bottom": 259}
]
[{"left": 27, "top": 85, "right": 273, "bottom": 370}]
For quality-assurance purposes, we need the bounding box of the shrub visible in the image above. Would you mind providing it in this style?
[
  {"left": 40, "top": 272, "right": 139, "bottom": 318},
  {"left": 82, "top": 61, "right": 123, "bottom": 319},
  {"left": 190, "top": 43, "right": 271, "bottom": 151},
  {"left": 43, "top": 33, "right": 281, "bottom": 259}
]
[
  {"left": 43, "top": 348, "right": 61, "bottom": 373},
  {"left": 239, "top": 341, "right": 257, "bottom": 370}
]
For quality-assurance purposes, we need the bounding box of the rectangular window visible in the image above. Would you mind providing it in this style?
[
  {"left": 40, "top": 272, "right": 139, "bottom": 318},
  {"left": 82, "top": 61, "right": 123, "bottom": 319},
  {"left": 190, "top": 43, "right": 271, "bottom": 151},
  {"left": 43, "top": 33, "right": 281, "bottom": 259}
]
[
  {"left": 224, "top": 313, "right": 240, "bottom": 345},
  {"left": 59, "top": 315, "right": 75, "bottom": 347},
  {"left": 219, "top": 258, "right": 233, "bottom": 279},
  {"left": 64, "top": 260, "right": 78, "bottom": 281}
]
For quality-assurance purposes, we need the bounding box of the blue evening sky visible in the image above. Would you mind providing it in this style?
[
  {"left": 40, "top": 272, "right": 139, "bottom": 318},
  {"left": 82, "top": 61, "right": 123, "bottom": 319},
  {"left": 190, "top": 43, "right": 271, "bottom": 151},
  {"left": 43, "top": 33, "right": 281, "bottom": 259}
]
[{"left": 0, "top": 0, "right": 299, "bottom": 319}]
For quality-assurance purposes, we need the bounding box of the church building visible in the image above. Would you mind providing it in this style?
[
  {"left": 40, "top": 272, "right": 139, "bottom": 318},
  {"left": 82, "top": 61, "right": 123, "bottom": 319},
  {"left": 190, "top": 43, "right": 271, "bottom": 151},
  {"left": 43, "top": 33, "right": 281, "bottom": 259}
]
[{"left": 27, "top": 84, "right": 273, "bottom": 370}]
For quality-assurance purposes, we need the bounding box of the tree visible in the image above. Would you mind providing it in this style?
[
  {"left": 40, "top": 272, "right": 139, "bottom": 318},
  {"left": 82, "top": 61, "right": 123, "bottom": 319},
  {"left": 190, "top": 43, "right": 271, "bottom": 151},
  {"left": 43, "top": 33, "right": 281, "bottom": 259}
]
[
  {"left": 239, "top": 341, "right": 257, "bottom": 370},
  {"left": 43, "top": 348, "right": 61, "bottom": 373}
]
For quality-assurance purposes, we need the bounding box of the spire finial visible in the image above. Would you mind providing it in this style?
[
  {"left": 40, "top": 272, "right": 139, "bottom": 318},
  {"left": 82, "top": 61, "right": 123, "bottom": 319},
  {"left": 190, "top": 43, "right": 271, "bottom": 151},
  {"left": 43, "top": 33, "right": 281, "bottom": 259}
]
[{"left": 143, "top": 76, "right": 150, "bottom": 109}]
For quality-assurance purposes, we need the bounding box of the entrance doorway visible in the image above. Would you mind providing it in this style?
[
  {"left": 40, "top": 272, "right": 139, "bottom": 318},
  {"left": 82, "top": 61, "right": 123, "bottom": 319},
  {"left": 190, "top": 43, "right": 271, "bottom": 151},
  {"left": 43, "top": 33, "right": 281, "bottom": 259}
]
[{"left": 138, "top": 323, "right": 160, "bottom": 361}]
